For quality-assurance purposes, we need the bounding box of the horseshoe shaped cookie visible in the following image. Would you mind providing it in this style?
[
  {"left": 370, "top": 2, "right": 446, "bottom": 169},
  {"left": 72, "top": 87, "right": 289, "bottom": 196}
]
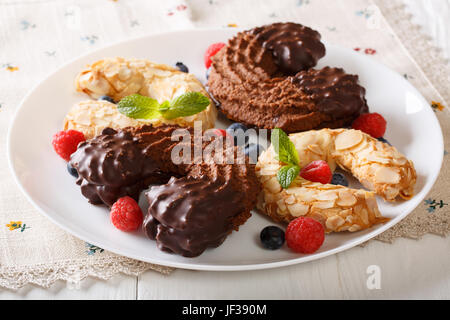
[
  {"left": 255, "top": 128, "right": 416, "bottom": 232},
  {"left": 70, "top": 57, "right": 217, "bottom": 137},
  {"left": 207, "top": 22, "right": 369, "bottom": 133}
]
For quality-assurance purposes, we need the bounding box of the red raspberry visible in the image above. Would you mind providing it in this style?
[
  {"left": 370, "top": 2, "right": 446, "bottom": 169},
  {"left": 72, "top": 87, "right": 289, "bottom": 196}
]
[
  {"left": 286, "top": 217, "right": 325, "bottom": 254},
  {"left": 213, "top": 128, "right": 228, "bottom": 137},
  {"left": 110, "top": 196, "right": 143, "bottom": 232},
  {"left": 52, "top": 130, "right": 85, "bottom": 161},
  {"left": 204, "top": 42, "right": 226, "bottom": 68},
  {"left": 300, "top": 160, "right": 332, "bottom": 184},
  {"left": 351, "top": 112, "right": 387, "bottom": 138}
]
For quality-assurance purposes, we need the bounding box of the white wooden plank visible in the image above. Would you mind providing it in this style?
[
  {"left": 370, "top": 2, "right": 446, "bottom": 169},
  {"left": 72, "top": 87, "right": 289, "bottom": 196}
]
[
  {"left": 333, "top": 234, "right": 450, "bottom": 299},
  {"left": 137, "top": 235, "right": 450, "bottom": 299},
  {"left": 137, "top": 253, "right": 345, "bottom": 299}
]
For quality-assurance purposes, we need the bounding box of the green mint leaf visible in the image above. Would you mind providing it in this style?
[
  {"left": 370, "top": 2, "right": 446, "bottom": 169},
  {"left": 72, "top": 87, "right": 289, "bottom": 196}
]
[
  {"left": 159, "top": 92, "right": 210, "bottom": 120},
  {"left": 117, "top": 94, "right": 161, "bottom": 119},
  {"left": 271, "top": 128, "right": 299, "bottom": 165},
  {"left": 277, "top": 165, "right": 300, "bottom": 189}
]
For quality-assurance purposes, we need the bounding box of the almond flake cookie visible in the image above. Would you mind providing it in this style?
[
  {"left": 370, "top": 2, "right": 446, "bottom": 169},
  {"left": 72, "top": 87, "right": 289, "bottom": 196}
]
[
  {"left": 71, "top": 57, "right": 217, "bottom": 134},
  {"left": 64, "top": 98, "right": 216, "bottom": 139},
  {"left": 256, "top": 128, "right": 417, "bottom": 232}
]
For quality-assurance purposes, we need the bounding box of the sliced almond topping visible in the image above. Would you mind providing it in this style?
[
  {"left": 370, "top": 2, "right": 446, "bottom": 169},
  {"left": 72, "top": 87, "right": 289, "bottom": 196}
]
[
  {"left": 392, "top": 157, "right": 407, "bottom": 165},
  {"left": 118, "top": 67, "right": 132, "bottom": 81},
  {"left": 295, "top": 189, "right": 317, "bottom": 202},
  {"left": 365, "top": 196, "right": 380, "bottom": 217},
  {"left": 285, "top": 187, "right": 304, "bottom": 195},
  {"left": 285, "top": 195, "right": 296, "bottom": 205},
  {"left": 347, "top": 137, "right": 368, "bottom": 153},
  {"left": 307, "top": 144, "right": 324, "bottom": 155},
  {"left": 326, "top": 215, "right": 345, "bottom": 230},
  {"left": 384, "top": 187, "right": 399, "bottom": 200},
  {"left": 366, "top": 154, "right": 391, "bottom": 164},
  {"left": 337, "top": 225, "right": 350, "bottom": 232},
  {"left": 264, "top": 192, "right": 276, "bottom": 204},
  {"left": 340, "top": 209, "right": 353, "bottom": 217},
  {"left": 287, "top": 203, "right": 309, "bottom": 217},
  {"left": 348, "top": 224, "right": 362, "bottom": 232},
  {"left": 360, "top": 179, "right": 375, "bottom": 192},
  {"left": 264, "top": 177, "right": 282, "bottom": 193},
  {"left": 312, "top": 200, "right": 335, "bottom": 209},
  {"left": 335, "top": 130, "right": 363, "bottom": 150},
  {"left": 336, "top": 190, "right": 357, "bottom": 207},
  {"left": 277, "top": 199, "right": 287, "bottom": 213},
  {"left": 374, "top": 166, "right": 400, "bottom": 184},
  {"left": 314, "top": 190, "right": 339, "bottom": 201},
  {"left": 259, "top": 175, "right": 271, "bottom": 183},
  {"left": 359, "top": 209, "right": 369, "bottom": 225}
]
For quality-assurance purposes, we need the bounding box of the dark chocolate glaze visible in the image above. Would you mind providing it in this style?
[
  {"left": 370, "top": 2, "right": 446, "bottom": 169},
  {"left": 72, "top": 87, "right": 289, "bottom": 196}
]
[
  {"left": 144, "top": 175, "right": 244, "bottom": 257},
  {"left": 69, "top": 125, "right": 260, "bottom": 257},
  {"left": 251, "top": 22, "right": 326, "bottom": 75},
  {"left": 207, "top": 22, "right": 369, "bottom": 133},
  {"left": 70, "top": 128, "right": 165, "bottom": 207},
  {"left": 292, "top": 67, "right": 369, "bottom": 119}
]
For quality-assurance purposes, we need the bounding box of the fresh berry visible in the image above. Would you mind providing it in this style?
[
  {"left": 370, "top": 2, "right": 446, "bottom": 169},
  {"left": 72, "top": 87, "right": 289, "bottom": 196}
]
[
  {"left": 330, "top": 172, "right": 349, "bottom": 187},
  {"left": 175, "top": 61, "right": 189, "bottom": 73},
  {"left": 245, "top": 143, "right": 265, "bottom": 163},
  {"left": 52, "top": 130, "right": 86, "bottom": 161},
  {"left": 67, "top": 162, "right": 78, "bottom": 178},
  {"left": 204, "top": 42, "right": 226, "bottom": 68},
  {"left": 227, "top": 122, "right": 248, "bottom": 132},
  {"left": 377, "top": 137, "right": 391, "bottom": 146},
  {"left": 260, "top": 226, "right": 285, "bottom": 250},
  {"left": 213, "top": 128, "right": 228, "bottom": 137},
  {"left": 227, "top": 123, "right": 249, "bottom": 146},
  {"left": 286, "top": 217, "right": 325, "bottom": 254},
  {"left": 110, "top": 196, "right": 144, "bottom": 232},
  {"left": 351, "top": 112, "right": 387, "bottom": 138},
  {"left": 98, "top": 95, "right": 115, "bottom": 103},
  {"left": 300, "top": 160, "right": 332, "bottom": 184},
  {"left": 206, "top": 67, "right": 212, "bottom": 80}
]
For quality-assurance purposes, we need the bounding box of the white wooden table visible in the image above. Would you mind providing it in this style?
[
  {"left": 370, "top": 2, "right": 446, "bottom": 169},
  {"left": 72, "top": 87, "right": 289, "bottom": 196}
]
[{"left": 1, "top": 0, "right": 449, "bottom": 299}]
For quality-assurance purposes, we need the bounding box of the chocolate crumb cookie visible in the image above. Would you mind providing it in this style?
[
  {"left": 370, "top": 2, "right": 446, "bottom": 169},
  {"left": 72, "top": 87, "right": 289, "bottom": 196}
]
[{"left": 207, "top": 22, "right": 369, "bottom": 133}]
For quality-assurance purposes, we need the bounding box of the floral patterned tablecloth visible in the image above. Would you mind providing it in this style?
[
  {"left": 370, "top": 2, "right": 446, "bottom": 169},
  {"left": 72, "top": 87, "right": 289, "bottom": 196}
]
[{"left": 0, "top": 0, "right": 448, "bottom": 289}]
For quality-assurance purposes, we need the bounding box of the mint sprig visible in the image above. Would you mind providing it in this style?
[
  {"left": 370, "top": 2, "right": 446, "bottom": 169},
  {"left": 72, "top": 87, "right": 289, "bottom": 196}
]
[
  {"left": 277, "top": 165, "right": 300, "bottom": 189},
  {"left": 271, "top": 128, "right": 300, "bottom": 189},
  {"left": 117, "top": 92, "right": 210, "bottom": 120}
]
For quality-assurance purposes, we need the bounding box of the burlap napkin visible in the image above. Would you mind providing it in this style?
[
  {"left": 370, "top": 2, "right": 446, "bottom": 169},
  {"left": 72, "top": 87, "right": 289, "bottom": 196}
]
[{"left": 0, "top": 0, "right": 448, "bottom": 289}]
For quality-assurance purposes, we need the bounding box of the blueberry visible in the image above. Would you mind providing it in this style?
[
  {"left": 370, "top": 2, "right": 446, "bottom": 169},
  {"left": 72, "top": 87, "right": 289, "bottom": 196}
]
[
  {"left": 67, "top": 162, "right": 78, "bottom": 178},
  {"left": 227, "top": 123, "right": 249, "bottom": 146},
  {"left": 244, "top": 143, "right": 265, "bottom": 163},
  {"left": 227, "top": 123, "right": 248, "bottom": 132},
  {"left": 331, "top": 172, "right": 349, "bottom": 187},
  {"left": 206, "top": 67, "right": 212, "bottom": 80},
  {"left": 377, "top": 137, "right": 391, "bottom": 146},
  {"left": 260, "top": 226, "right": 285, "bottom": 250},
  {"left": 175, "top": 62, "right": 189, "bottom": 73},
  {"left": 98, "top": 95, "right": 115, "bottom": 104}
]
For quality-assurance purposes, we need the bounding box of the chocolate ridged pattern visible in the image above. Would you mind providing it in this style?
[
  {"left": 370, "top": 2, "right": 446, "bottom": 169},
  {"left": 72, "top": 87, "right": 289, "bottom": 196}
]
[
  {"left": 69, "top": 124, "right": 260, "bottom": 257},
  {"left": 207, "top": 22, "right": 369, "bottom": 133}
]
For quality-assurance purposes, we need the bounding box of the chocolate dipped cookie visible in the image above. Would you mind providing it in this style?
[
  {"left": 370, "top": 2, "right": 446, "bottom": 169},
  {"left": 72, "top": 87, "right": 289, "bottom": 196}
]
[
  {"left": 69, "top": 124, "right": 260, "bottom": 257},
  {"left": 207, "top": 22, "right": 369, "bottom": 133}
]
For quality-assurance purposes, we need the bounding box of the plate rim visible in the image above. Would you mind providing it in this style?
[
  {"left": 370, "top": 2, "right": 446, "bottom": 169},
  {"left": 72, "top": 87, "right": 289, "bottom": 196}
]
[{"left": 6, "top": 28, "right": 445, "bottom": 271}]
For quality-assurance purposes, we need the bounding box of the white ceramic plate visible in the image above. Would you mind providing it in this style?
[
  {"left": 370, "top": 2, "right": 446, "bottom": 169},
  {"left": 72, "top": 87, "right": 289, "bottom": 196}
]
[{"left": 7, "top": 29, "right": 444, "bottom": 271}]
